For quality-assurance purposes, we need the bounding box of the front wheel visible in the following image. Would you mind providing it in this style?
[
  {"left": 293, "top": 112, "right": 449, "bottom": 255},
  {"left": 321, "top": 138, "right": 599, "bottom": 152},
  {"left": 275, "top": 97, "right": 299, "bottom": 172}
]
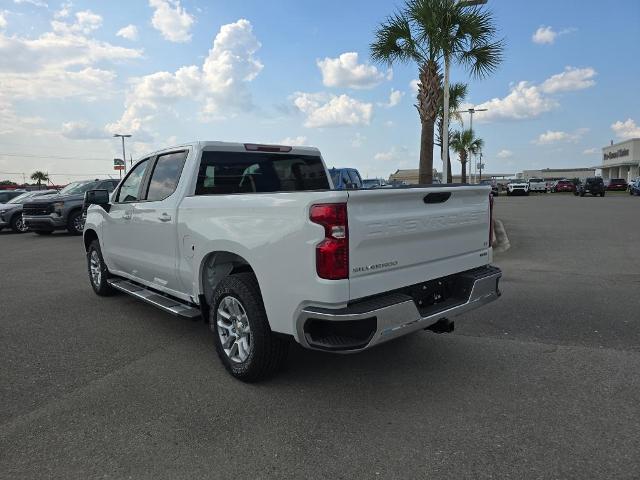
[
  {"left": 87, "top": 240, "right": 115, "bottom": 296},
  {"left": 210, "top": 273, "right": 289, "bottom": 382},
  {"left": 10, "top": 214, "right": 29, "bottom": 233},
  {"left": 67, "top": 210, "right": 84, "bottom": 235}
]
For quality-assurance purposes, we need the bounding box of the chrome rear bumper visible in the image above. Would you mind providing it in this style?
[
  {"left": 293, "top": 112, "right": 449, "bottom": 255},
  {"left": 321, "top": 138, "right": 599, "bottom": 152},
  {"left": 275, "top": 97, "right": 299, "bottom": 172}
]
[{"left": 297, "top": 266, "right": 501, "bottom": 352}]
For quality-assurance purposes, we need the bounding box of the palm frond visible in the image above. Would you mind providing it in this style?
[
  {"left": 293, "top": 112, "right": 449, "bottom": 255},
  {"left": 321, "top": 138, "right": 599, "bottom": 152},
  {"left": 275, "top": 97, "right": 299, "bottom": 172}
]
[{"left": 370, "top": 12, "right": 423, "bottom": 65}]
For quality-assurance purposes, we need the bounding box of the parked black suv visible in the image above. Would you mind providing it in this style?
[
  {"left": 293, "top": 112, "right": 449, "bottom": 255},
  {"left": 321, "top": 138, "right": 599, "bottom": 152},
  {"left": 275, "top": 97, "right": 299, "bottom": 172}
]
[{"left": 575, "top": 177, "right": 605, "bottom": 197}]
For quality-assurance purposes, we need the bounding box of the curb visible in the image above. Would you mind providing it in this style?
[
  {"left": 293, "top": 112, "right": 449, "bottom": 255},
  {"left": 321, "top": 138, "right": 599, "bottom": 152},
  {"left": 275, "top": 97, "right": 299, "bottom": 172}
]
[{"left": 492, "top": 219, "right": 510, "bottom": 253}]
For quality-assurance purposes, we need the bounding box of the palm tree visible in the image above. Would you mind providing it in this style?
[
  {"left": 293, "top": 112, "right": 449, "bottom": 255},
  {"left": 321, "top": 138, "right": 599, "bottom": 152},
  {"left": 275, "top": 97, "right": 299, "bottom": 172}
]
[
  {"left": 371, "top": 0, "right": 503, "bottom": 184},
  {"left": 450, "top": 129, "right": 483, "bottom": 183},
  {"left": 30, "top": 171, "right": 49, "bottom": 187},
  {"left": 436, "top": 82, "right": 467, "bottom": 183}
]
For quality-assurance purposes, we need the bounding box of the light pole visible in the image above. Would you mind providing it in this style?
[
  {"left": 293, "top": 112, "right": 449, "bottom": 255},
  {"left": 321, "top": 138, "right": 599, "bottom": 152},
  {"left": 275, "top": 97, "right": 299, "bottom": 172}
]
[
  {"left": 441, "top": 0, "right": 488, "bottom": 183},
  {"left": 455, "top": 106, "right": 487, "bottom": 182},
  {"left": 113, "top": 134, "right": 132, "bottom": 174}
]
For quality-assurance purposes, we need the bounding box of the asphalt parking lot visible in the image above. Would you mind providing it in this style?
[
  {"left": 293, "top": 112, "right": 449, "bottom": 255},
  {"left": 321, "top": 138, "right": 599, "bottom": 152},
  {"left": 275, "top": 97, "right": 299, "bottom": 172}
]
[{"left": 1, "top": 193, "right": 639, "bottom": 479}]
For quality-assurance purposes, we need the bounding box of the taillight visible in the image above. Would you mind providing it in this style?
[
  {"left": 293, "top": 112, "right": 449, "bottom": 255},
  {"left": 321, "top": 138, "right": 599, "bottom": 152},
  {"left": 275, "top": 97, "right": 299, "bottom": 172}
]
[
  {"left": 489, "top": 193, "right": 494, "bottom": 247},
  {"left": 310, "top": 203, "right": 348, "bottom": 280}
]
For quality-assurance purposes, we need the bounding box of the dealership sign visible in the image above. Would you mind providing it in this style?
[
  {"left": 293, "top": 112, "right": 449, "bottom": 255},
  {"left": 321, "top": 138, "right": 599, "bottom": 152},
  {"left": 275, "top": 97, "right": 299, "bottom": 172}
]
[
  {"left": 113, "top": 158, "right": 125, "bottom": 171},
  {"left": 603, "top": 148, "right": 629, "bottom": 161}
]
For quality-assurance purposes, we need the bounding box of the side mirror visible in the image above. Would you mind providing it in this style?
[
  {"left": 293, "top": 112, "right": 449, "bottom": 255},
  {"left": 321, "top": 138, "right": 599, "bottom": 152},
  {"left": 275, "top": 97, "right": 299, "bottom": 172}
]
[{"left": 84, "top": 189, "right": 110, "bottom": 211}]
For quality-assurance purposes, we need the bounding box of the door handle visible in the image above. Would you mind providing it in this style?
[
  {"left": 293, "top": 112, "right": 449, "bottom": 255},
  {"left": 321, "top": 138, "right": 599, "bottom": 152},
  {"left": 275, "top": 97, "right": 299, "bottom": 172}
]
[
  {"left": 159, "top": 213, "right": 172, "bottom": 222},
  {"left": 123, "top": 211, "right": 133, "bottom": 220}
]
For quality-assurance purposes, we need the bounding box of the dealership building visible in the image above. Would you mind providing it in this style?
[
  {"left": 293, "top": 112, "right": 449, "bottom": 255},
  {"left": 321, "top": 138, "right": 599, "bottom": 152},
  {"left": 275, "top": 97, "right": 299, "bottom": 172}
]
[
  {"left": 518, "top": 167, "right": 596, "bottom": 181},
  {"left": 599, "top": 138, "right": 640, "bottom": 182}
]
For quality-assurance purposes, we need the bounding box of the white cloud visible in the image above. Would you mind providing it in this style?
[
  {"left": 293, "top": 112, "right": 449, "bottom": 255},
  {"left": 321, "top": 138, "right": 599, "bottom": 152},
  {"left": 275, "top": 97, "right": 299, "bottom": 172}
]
[
  {"left": 611, "top": 118, "right": 640, "bottom": 140},
  {"left": 378, "top": 88, "right": 404, "bottom": 108},
  {"left": 61, "top": 121, "right": 106, "bottom": 140},
  {"left": 409, "top": 79, "right": 420, "bottom": 95},
  {"left": 279, "top": 136, "right": 308, "bottom": 146},
  {"left": 534, "top": 128, "right": 588, "bottom": 145},
  {"left": 532, "top": 26, "right": 576, "bottom": 45},
  {"left": 0, "top": 13, "right": 6, "bottom": 29},
  {"left": 540, "top": 67, "right": 596, "bottom": 93},
  {"left": 0, "top": 13, "right": 141, "bottom": 100},
  {"left": 2, "top": 67, "right": 116, "bottom": 99},
  {"left": 117, "top": 24, "right": 138, "bottom": 41},
  {"left": 291, "top": 92, "right": 373, "bottom": 128},
  {"left": 317, "top": 52, "right": 391, "bottom": 89},
  {"left": 13, "top": 0, "right": 48, "bottom": 7},
  {"left": 582, "top": 148, "right": 598, "bottom": 155},
  {"left": 532, "top": 26, "right": 556, "bottom": 45},
  {"left": 497, "top": 149, "right": 513, "bottom": 159},
  {"left": 54, "top": 1, "right": 72, "bottom": 19},
  {"left": 475, "top": 81, "right": 557, "bottom": 121},
  {"left": 373, "top": 146, "right": 410, "bottom": 164},
  {"left": 149, "top": 0, "right": 194, "bottom": 43},
  {"left": 52, "top": 10, "right": 102, "bottom": 35},
  {"left": 474, "top": 67, "right": 596, "bottom": 122},
  {"left": 351, "top": 132, "right": 366, "bottom": 147},
  {"left": 107, "top": 19, "right": 263, "bottom": 134}
]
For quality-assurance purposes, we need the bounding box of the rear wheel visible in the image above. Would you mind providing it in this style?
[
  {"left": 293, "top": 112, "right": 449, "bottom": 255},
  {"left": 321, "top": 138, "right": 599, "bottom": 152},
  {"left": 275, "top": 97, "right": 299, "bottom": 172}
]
[
  {"left": 210, "top": 273, "right": 289, "bottom": 382},
  {"left": 67, "top": 210, "right": 84, "bottom": 235},
  {"left": 10, "top": 214, "right": 29, "bottom": 233},
  {"left": 600, "top": 192, "right": 605, "bottom": 197}
]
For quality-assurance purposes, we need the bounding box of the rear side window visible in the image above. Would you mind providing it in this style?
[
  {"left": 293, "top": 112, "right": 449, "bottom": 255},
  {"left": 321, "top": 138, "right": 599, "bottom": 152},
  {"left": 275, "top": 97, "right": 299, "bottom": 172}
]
[
  {"left": 195, "top": 151, "right": 329, "bottom": 195},
  {"left": 146, "top": 151, "right": 188, "bottom": 201}
]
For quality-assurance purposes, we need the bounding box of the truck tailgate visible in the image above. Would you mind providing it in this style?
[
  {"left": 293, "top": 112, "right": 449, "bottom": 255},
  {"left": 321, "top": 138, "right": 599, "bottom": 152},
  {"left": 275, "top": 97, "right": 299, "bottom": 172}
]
[{"left": 347, "top": 186, "right": 492, "bottom": 300}]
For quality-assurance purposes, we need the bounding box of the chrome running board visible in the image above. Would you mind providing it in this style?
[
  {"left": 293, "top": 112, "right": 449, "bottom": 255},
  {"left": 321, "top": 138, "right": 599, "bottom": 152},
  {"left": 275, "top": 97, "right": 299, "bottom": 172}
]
[{"left": 107, "top": 278, "right": 202, "bottom": 318}]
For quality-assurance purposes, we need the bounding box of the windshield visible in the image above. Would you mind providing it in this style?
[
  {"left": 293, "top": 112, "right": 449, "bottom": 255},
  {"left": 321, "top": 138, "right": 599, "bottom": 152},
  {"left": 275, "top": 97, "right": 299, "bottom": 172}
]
[
  {"left": 7, "top": 192, "right": 34, "bottom": 204},
  {"left": 58, "top": 181, "right": 98, "bottom": 195}
]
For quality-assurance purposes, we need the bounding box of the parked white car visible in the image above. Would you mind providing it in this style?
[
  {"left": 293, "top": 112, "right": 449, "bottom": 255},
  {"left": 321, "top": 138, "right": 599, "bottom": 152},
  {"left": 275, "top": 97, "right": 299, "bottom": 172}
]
[
  {"left": 506, "top": 179, "right": 529, "bottom": 196},
  {"left": 528, "top": 178, "right": 548, "bottom": 193},
  {"left": 83, "top": 141, "right": 501, "bottom": 381}
]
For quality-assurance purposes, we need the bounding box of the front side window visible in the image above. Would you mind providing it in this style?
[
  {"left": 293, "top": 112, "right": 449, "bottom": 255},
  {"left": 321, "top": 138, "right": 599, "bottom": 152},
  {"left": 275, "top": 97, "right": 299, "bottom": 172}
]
[
  {"left": 146, "top": 151, "right": 188, "bottom": 201},
  {"left": 116, "top": 159, "right": 149, "bottom": 202},
  {"left": 195, "top": 151, "right": 329, "bottom": 195}
]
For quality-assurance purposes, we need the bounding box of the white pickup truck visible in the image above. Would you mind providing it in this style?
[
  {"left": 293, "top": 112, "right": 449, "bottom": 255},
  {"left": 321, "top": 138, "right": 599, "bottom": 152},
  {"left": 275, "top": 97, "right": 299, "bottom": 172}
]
[{"left": 83, "top": 142, "right": 501, "bottom": 381}]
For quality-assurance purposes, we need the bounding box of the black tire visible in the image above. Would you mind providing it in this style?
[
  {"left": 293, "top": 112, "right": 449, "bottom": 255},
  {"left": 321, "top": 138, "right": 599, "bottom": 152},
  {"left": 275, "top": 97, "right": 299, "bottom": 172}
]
[
  {"left": 87, "top": 240, "right": 115, "bottom": 296},
  {"left": 210, "top": 272, "right": 289, "bottom": 382},
  {"left": 34, "top": 230, "right": 53, "bottom": 235},
  {"left": 580, "top": 193, "right": 585, "bottom": 197},
  {"left": 10, "top": 214, "right": 29, "bottom": 233},
  {"left": 67, "top": 210, "right": 84, "bottom": 235},
  {"left": 600, "top": 192, "right": 605, "bottom": 197}
]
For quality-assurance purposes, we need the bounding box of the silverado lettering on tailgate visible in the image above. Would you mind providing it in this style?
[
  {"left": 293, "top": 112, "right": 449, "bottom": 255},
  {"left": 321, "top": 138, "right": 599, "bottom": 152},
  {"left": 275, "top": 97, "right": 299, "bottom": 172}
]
[{"left": 364, "top": 210, "right": 486, "bottom": 238}]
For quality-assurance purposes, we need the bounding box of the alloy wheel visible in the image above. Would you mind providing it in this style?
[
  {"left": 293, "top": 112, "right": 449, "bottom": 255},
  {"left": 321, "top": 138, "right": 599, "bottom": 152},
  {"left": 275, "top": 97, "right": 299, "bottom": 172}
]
[
  {"left": 215, "top": 296, "right": 252, "bottom": 363},
  {"left": 16, "top": 217, "right": 28, "bottom": 232},
  {"left": 89, "top": 250, "right": 102, "bottom": 287}
]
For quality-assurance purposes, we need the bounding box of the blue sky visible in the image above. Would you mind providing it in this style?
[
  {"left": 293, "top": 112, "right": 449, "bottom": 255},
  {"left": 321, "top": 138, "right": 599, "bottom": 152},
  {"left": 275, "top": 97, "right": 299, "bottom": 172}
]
[{"left": 1, "top": 0, "right": 639, "bottom": 183}]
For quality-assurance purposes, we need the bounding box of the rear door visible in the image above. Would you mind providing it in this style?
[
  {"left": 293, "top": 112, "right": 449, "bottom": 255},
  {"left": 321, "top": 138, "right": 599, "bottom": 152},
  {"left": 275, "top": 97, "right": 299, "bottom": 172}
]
[{"left": 346, "top": 186, "right": 491, "bottom": 300}]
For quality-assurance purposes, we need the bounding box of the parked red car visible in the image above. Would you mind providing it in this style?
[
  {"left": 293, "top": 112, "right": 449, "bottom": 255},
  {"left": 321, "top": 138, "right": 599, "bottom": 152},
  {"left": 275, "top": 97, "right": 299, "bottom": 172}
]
[
  {"left": 607, "top": 178, "right": 628, "bottom": 191},
  {"left": 554, "top": 180, "right": 576, "bottom": 192}
]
